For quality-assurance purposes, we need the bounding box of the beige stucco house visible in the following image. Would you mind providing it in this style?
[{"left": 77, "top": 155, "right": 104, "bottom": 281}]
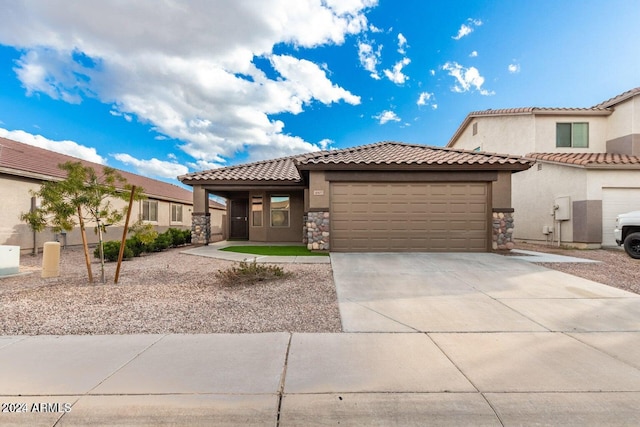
[
  {"left": 0, "top": 137, "right": 225, "bottom": 253},
  {"left": 179, "top": 141, "right": 533, "bottom": 252},
  {"left": 447, "top": 87, "right": 640, "bottom": 247}
]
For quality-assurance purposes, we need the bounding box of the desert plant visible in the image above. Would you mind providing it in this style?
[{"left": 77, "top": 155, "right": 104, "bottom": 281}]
[
  {"left": 216, "top": 259, "right": 292, "bottom": 286},
  {"left": 94, "top": 240, "right": 133, "bottom": 262},
  {"left": 167, "top": 227, "right": 186, "bottom": 247},
  {"left": 151, "top": 232, "right": 172, "bottom": 252},
  {"left": 20, "top": 161, "right": 143, "bottom": 283}
]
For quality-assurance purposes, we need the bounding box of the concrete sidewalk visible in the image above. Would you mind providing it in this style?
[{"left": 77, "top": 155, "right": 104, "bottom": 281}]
[{"left": 1, "top": 252, "right": 640, "bottom": 425}]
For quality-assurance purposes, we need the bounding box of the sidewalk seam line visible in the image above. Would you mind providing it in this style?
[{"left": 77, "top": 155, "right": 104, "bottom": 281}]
[
  {"left": 275, "top": 332, "right": 292, "bottom": 427},
  {"left": 84, "top": 334, "right": 168, "bottom": 396}
]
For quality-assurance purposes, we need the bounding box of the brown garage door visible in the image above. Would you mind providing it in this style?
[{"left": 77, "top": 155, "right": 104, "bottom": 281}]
[{"left": 331, "top": 182, "right": 489, "bottom": 252}]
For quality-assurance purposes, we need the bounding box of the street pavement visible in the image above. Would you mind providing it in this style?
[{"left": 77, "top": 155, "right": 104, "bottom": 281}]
[{"left": 1, "top": 251, "right": 640, "bottom": 426}]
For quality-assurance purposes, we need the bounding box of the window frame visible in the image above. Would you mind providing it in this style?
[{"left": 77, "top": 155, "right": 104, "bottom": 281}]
[
  {"left": 556, "top": 122, "right": 589, "bottom": 148},
  {"left": 170, "top": 203, "right": 183, "bottom": 224},
  {"left": 251, "top": 195, "right": 263, "bottom": 227},
  {"left": 142, "top": 200, "right": 159, "bottom": 222},
  {"left": 270, "top": 195, "right": 290, "bottom": 228}
]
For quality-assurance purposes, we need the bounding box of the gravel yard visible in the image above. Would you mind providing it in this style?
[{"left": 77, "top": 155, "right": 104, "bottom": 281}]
[
  {"left": 0, "top": 246, "right": 341, "bottom": 335},
  {"left": 512, "top": 242, "right": 640, "bottom": 295}
]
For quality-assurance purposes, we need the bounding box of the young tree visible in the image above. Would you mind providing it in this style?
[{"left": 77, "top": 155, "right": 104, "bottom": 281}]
[{"left": 21, "top": 161, "right": 143, "bottom": 283}]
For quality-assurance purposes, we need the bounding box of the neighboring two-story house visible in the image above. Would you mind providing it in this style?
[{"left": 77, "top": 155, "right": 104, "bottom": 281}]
[{"left": 447, "top": 87, "right": 640, "bottom": 247}]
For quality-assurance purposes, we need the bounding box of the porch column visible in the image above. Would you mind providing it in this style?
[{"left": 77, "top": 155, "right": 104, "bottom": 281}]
[{"left": 191, "top": 185, "right": 210, "bottom": 246}]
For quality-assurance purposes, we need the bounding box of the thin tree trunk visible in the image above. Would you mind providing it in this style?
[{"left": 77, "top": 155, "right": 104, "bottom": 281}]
[
  {"left": 77, "top": 206, "right": 93, "bottom": 283},
  {"left": 97, "top": 219, "right": 105, "bottom": 284},
  {"left": 115, "top": 185, "right": 136, "bottom": 284}
]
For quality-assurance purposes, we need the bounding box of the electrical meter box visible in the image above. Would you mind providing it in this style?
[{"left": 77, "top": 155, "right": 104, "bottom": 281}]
[{"left": 554, "top": 196, "right": 571, "bottom": 221}]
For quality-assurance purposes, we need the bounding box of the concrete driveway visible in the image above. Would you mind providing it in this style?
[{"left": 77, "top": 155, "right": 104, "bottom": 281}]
[{"left": 326, "top": 252, "right": 640, "bottom": 424}]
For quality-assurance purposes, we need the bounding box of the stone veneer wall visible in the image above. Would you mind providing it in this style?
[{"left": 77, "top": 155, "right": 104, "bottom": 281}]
[
  {"left": 493, "top": 210, "right": 514, "bottom": 250},
  {"left": 191, "top": 213, "right": 211, "bottom": 245},
  {"left": 304, "top": 211, "right": 330, "bottom": 250}
]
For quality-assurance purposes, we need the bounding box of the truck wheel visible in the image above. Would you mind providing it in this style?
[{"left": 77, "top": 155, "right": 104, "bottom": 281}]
[{"left": 623, "top": 232, "right": 640, "bottom": 259}]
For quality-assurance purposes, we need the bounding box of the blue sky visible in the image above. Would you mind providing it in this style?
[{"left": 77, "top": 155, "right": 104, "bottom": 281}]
[{"left": 0, "top": 0, "right": 638, "bottom": 185}]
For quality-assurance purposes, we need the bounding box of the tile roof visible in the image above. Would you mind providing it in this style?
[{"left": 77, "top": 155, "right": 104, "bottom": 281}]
[
  {"left": 527, "top": 152, "right": 640, "bottom": 169},
  {"left": 0, "top": 137, "right": 207, "bottom": 205},
  {"left": 179, "top": 141, "right": 533, "bottom": 183},
  {"left": 592, "top": 87, "right": 640, "bottom": 108},
  {"left": 464, "top": 107, "right": 611, "bottom": 117},
  {"left": 298, "top": 141, "right": 533, "bottom": 167},
  {"left": 179, "top": 156, "right": 305, "bottom": 183}
]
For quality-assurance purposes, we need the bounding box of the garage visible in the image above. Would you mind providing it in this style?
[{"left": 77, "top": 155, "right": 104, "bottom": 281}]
[
  {"left": 602, "top": 187, "right": 640, "bottom": 246},
  {"left": 331, "top": 182, "right": 489, "bottom": 252}
]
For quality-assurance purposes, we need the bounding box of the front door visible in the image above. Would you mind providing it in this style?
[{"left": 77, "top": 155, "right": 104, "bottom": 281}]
[{"left": 229, "top": 199, "right": 249, "bottom": 239}]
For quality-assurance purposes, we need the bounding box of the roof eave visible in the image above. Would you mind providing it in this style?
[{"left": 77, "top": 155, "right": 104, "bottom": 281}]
[
  {"left": 297, "top": 162, "right": 532, "bottom": 172},
  {"left": 180, "top": 179, "right": 305, "bottom": 187}
]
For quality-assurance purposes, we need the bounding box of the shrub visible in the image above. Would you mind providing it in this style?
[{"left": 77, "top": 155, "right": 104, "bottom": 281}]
[
  {"left": 167, "top": 227, "right": 186, "bottom": 247},
  {"left": 126, "top": 236, "right": 147, "bottom": 257},
  {"left": 94, "top": 240, "right": 133, "bottom": 262},
  {"left": 129, "top": 220, "right": 158, "bottom": 245},
  {"left": 216, "top": 259, "right": 292, "bottom": 286},
  {"left": 151, "top": 232, "right": 172, "bottom": 252}
]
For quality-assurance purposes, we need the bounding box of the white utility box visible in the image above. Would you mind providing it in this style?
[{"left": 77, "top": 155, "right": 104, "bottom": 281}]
[{"left": 0, "top": 245, "right": 20, "bottom": 276}]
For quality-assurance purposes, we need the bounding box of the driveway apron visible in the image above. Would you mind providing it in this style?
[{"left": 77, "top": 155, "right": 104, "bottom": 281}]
[{"left": 328, "top": 252, "right": 640, "bottom": 424}]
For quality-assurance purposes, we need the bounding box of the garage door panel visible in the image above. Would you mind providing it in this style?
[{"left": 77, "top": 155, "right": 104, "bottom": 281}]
[{"left": 331, "top": 182, "right": 489, "bottom": 252}]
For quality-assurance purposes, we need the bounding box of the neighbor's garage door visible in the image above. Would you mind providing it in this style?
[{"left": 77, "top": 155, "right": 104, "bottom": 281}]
[
  {"left": 331, "top": 182, "right": 489, "bottom": 252},
  {"left": 602, "top": 188, "right": 640, "bottom": 246}
]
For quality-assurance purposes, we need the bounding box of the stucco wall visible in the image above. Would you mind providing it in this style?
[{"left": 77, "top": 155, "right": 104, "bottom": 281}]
[
  {"left": 604, "top": 96, "right": 637, "bottom": 141},
  {"left": 533, "top": 115, "right": 608, "bottom": 153},
  {"left": 454, "top": 115, "right": 535, "bottom": 155},
  {"left": 511, "top": 162, "right": 587, "bottom": 243},
  {"left": 247, "top": 190, "right": 304, "bottom": 242},
  {"left": 308, "top": 170, "right": 330, "bottom": 210},
  {"left": 512, "top": 165, "right": 640, "bottom": 245},
  {"left": 454, "top": 114, "right": 610, "bottom": 155},
  {"left": 0, "top": 173, "right": 205, "bottom": 253}
]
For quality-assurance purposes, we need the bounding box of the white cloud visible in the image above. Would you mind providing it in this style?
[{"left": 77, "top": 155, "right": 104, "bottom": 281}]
[
  {"left": 417, "top": 91, "right": 437, "bottom": 109},
  {"left": 186, "top": 159, "right": 225, "bottom": 171},
  {"left": 397, "top": 33, "right": 408, "bottom": 54},
  {"left": 469, "top": 51, "right": 478, "bottom": 57},
  {"left": 383, "top": 57, "right": 411, "bottom": 84},
  {"left": 109, "top": 109, "right": 132, "bottom": 122},
  {"left": 113, "top": 153, "right": 189, "bottom": 178},
  {"left": 0, "top": 127, "right": 106, "bottom": 164},
  {"left": 452, "top": 18, "right": 483, "bottom": 40},
  {"left": 358, "top": 41, "right": 382, "bottom": 79},
  {"left": 430, "top": 69, "right": 436, "bottom": 76},
  {"left": 318, "top": 138, "right": 334, "bottom": 150},
  {"left": 442, "top": 62, "right": 494, "bottom": 96},
  {"left": 374, "top": 110, "right": 401, "bottom": 125},
  {"left": 0, "top": 0, "right": 376, "bottom": 164},
  {"left": 508, "top": 63, "right": 521, "bottom": 73}
]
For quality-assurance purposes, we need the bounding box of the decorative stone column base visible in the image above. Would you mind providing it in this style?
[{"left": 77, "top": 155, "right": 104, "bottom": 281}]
[
  {"left": 493, "top": 209, "right": 515, "bottom": 250},
  {"left": 304, "top": 211, "right": 330, "bottom": 251},
  {"left": 191, "top": 212, "right": 211, "bottom": 246}
]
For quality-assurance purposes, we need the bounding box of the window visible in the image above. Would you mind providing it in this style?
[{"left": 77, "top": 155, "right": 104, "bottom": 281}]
[
  {"left": 270, "top": 195, "right": 290, "bottom": 227},
  {"left": 252, "top": 196, "right": 263, "bottom": 227},
  {"left": 472, "top": 122, "right": 478, "bottom": 135},
  {"left": 556, "top": 122, "right": 588, "bottom": 148},
  {"left": 171, "top": 204, "right": 183, "bottom": 223},
  {"left": 142, "top": 200, "right": 158, "bottom": 222}
]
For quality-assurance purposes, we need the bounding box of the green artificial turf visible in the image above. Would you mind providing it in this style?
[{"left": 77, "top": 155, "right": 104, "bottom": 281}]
[{"left": 220, "top": 245, "right": 329, "bottom": 256}]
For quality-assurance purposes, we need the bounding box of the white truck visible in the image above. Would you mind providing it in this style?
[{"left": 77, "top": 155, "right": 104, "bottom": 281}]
[{"left": 615, "top": 211, "right": 640, "bottom": 259}]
